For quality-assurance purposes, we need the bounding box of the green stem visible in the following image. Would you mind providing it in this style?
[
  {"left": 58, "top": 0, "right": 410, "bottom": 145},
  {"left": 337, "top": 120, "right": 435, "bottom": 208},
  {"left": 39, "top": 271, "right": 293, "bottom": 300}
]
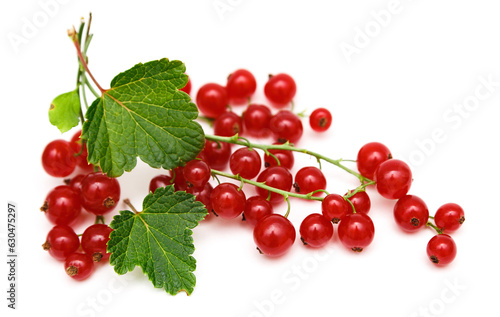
[
  {"left": 343, "top": 180, "right": 376, "bottom": 199},
  {"left": 426, "top": 221, "right": 443, "bottom": 234}
]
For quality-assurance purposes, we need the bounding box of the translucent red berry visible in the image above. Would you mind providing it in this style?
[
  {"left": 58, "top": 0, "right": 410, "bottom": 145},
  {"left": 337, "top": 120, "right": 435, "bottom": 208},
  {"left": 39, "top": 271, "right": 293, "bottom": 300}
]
[
  {"left": 293, "top": 166, "right": 326, "bottom": 197},
  {"left": 434, "top": 203, "right": 465, "bottom": 233},
  {"left": 309, "top": 108, "right": 332, "bottom": 132},
  {"left": 196, "top": 83, "right": 228, "bottom": 118},
  {"left": 299, "top": 213, "right": 334, "bottom": 248},
  {"left": 322, "top": 194, "right": 350, "bottom": 223},
  {"left": 393, "top": 195, "right": 429, "bottom": 232},
  {"left": 229, "top": 147, "right": 262, "bottom": 179},
  {"left": 426, "top": 234, "right": 457, "bottom": 266},
  {"left": 64, "top": 253, "right": 94, "bottom": 281},
  {"left": 41, "top": 185, "right": 81, "bottom": 225},
  {"left": 357, "top": 142, "right": 392, "bottom": 180},
  {"left": 264, "top": 73, "right": 296, "bottom": 107},
  {"left": 210, "top": 183, "right": 246, "bottom": 219},
  {"left": 42, "top": 225, "right": 80, "bottom": 261},
  {"left": 375, "top": 159, "right": 412, "bottom": 200},
  {"left": 81, "top": 224, "right": 113, "bottom": 262},
  {"left": 337, "top": 213, "right": 375, "bottom": 252},
  {"left": 254, "top": 214, "right": 295, "bottom": 257},
  {"left": 226, "top": 69, "right": 257, "bottom": 105},
  {"left": 80, "top": 172, "right": 120, "bottom": 215},
  {"left": 42, "top": 139, "right": 77, "bottom": 177},
  {"left": 256, "top": 166, "right": 293, "bottom": 204}
]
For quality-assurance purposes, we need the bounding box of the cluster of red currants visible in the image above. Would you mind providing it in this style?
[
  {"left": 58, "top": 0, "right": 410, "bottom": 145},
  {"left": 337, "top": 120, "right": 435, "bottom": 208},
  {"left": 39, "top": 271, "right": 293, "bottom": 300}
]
[{"left": 40, "top": 130, "right": 119, "bottom": 280}]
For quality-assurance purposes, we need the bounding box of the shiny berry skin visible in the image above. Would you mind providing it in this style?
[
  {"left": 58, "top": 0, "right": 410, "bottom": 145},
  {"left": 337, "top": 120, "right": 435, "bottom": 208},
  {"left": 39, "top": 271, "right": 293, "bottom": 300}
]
[
  {"left": 42, "top": 225, "right": 80, "bottom": 261},
  {"left": 81, "top": 224, "right": 113, "bottom": 262},
  {"left": 70, "top": 130, "right": 93, "bottom": 172},
  {"left": 264, "top": 145, "right": 294, "bottom": 170},
  {"left": 264, "top": 73, "right": 296, "bottom": 107},
  {"left": 299, "top": 213, "right": 334, "bottom": 248},
  {"left": 213, "top": 112, "right": 243, "bottom": 137},
  {"left": 243, "top": 196, "right": 273, "bottom": 226},
  {"left": 180, "top": 75, "right": 191, "bottom": 95},
  {"left": 337, "top": 213, "right": 375, "bottom": 252},
  {"left": 41, "top": 139, "right": 77, "bottom": 177},
  {"left": 347, "top": 191, "right": 371, "bottom": 214},
  {"left": 67, "top": 174, "right": 85, "bottom": 192},
  {"left": 357, "top": 142, "right": 392, "bottom": 180},
  {"left": 434, "top": 203, "right": 465, "bottom": 233},
  {"left": 210, "top": 183, "right": 246, "bottom": 219},
  {"left": 196, "top": 83, "right": 228, "bottom": 118},
  {"left": 229, "top": 148, "right": 262, "bottom": 179},
  {"left": 293, "top": 166, "right": 326, "bottom": 197},
  {"left": 253, "top": 214, "right": 296, "bottom": 257},
  {"left": 172, "top": 166, "right": 188, "bottom": 191},
  {"left": 187, "top": 182, "right": 214, "bottom": 221},
  {"left": 322, "top": 194, "right": 350, "bottom": 223},
  {"left": 64, "top": 253, "right": 94, "bottom": 281},
  {"left": 375, "top": 159, "right": 412, "bottom": 200},
  {"left": 242, "top": 104, "right": 272, "bottom": 138},
  {"left": 256, "top": 166, "right": 293, "bottom": 204},
  {"left": 80, "top": 173, "right": 120, "bottom": 215},
  {"left": 226, "top": 69, "right": 257, "bottom": 104},
  {"left": 269, "top": 111, "right": 303, "bottom": 144},
  {"left": 393, "top": 195, "right": 429, "bottom": 232},
  {"left": 183, "top": 160, "right": 211, "bottom": 188},
  {"left": 203, "top": 140, "right": 232, "bottom": 170},
  {"left": 149, "top": 174, "right": 174, "bottom": 193},
  {"left": 309, "top": 108, "right": 332, "bottom": 132},
  {"left": 41, "top": 185, "right": 81, "bottom": 225},
  {"left": 426, "top": 234, "right": 457, "bottom": 266}
]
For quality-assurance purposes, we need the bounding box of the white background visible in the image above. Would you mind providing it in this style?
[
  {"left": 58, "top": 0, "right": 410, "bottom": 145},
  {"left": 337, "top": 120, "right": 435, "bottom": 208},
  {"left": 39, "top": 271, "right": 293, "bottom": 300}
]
[{"left": 1, "top": 1, "right": 499, "bottom": 316}]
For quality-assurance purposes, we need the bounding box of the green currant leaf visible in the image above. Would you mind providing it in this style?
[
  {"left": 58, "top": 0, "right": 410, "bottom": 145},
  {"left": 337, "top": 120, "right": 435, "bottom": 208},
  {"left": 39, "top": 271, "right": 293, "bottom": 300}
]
[
  {"left": 108, "top": 185, "right": 207, "bottom": 295},
  {"left": 49, "top": 88, "right": 81, "bottom": 133},
  {"left": 82, "top": 58, "right": 205, "bottom": 177}
]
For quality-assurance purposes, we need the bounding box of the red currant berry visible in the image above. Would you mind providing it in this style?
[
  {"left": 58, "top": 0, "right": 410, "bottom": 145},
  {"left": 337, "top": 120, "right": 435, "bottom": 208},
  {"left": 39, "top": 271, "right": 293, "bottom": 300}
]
[
  {"left": 41, "top": 185, "right": 81, "bottom": 225},
  {"left": 226, "top": 69, "right": 257, "bottom": 104},
  {"left": 256, "top": 166, "right": 293, "bottom": 204},
  {"left": 264, "top": 145, "right": 294, "bottom": 170},
  {"left": 196, "top": 83, "right": 228, "bottom": 118},
  {"left": 357, "top": 142, "right": 392, "bottom": 180},
  {"left": 322, "top": 194, "right": 350, "bottom": 223},
  {"left": 183, "top": 160, "right": 211, "bottom": 188},
  {"left": 64, "top": 253, "right": 94, "bottom": 281},
  {"left": 67, "top": 174, "right": 86, "bottom": 192},
  {"left": 243, "top": 196, "right": 273, "bottom": 226},
  {"left": 229, "top": 147, "right": 262, "bottom": 179},
  {"left": 180, "top": 75, "right": 191, "bottom": 95},
  {"left": 426, "top": 234, "right": 457, "bottom": 266},
  {"left": 210, "top": 183, "right": 246, "bottom": 219},
  {"left": 393, "top": 195, "right": 429, "bottom": 232},
  {"left": 149, "top": 174, "right": 174, "bottom": 193},
  {"left": 213, "top": 111, "right": 243, "bottom": 137},
  {"left": 269, "top": 111, "right": 303, "bottom": 144},
  {"left": 337, "top": 213, "right": 375, "bottom": 252},
  {"left": 42, "top": 225, "right": 80, "bottom": 261},
  {"left": 375, "top": 159, "right": 412, "bottom": 200},
  {"left": 242, "top": 104, "right": 272, "bottom": 138},
  {"left": 309, "top": 108, "right": 332, "bottom": 132},
  {"left": 172, "top": 166, "right": 188, "bottom": 191},
  {"left": 434, "top": 203, "right": 465, "bottom": 233},
  {"left": 80, "top": 173, "right": 120, "bottom": 215},
  {"left": 264, "top": 73, "right": 296, "bottom": 107},
  {"left": 70, "top": 130, "right": 94, "bottom": 172},
  {"left": 299, "top": 214, "right": 334, "bottom": 248},
  {"left": 81, "top": 224, "right": 113, "bottom": 262},
  {"left": 203, "top": 140, "right": 232, "bottom": 170},
  {"left": 346, "top": 191, "right": 371, "bottom": 214},
  {"left": 187, "top": 182, "right": 214, "bottom": 221},
  {"left": 41, "top": 139, "right": 77, "bottom": 177},
  {"left": 293, "top": 166, "right": 326, "bottom": 197},
  {"left": 253, "top": 214, "right": 296, "bottom": 257}
]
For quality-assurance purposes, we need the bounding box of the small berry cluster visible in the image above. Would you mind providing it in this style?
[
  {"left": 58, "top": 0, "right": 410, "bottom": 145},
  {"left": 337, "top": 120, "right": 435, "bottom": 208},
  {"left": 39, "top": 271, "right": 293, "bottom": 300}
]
[{"left": 40, "top": 130, "right": 118, "bottom": 280}]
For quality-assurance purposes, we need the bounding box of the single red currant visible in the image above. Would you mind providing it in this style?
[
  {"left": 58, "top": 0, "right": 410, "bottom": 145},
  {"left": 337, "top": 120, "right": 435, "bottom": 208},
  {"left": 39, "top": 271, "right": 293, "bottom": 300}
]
[
  {"left": 346, "top": 191, "right": 371, "bottom": 214},
  {"left": 213, "top": 111, "right": 243, "bottom": 137},
  {"left": 337, "top": 213, "right": 375, "bottom": 252},
  {"left": 309, "top": 108, "right": 332, "bottom": 132},
  {"left": 264, "top": 73, "right": 296, "bottom": 107},
  {"left": 42, "top": 225, "right": 80, "bottom": 261},
  {"left": 243, "top": 196, "right": 273, "bottom": 226},
  {"left": 264, "top": 145, "right": 294, "bottom": 170},
  {"left": 149, "top": 174, "right": 174, "bottom": 193},
  {"left": 242, "top": 104, "right": 272, "bottom": 138},
  {"left": 269, "top": 111, "right": 303, "bottom": 144},
  {"left": 254, "top": 214, "right": 296, "bottom": 257},
  {"left": 187, "top": 182, "right": 214, "bottom": 221},
  {"left": 426, "top": 234, "right": 457, "bottom": 266},
  {"left": 64, "top": 253, "right": 94, "bottom": 281},
  {"left": 183, "top": 160, "right": 211, "bottom": 188},
  {"left": 293, "top": 166, "right": 326, "bottom": 197},
  {"left": 81, "top": 224, "right": 113, "bottom": 262},
  {"left": 256, "top": 166, "right": 293, "bottom": 204},
  {"left": 299, "top": 213, "right": 334, "bottom": 248},
  {"left": 226, "top": 69, "right": 257, "bottom": 104},
  {"left": 80, "top": 173, "right": 120, "bottom": 215},
  {"left": 357, "top": 142, "right": 392, "bottom": 180},
  {"left": 322, "top": 194, "right": 350, "bottom": 223},
  {"left": 180, "top": 75, "right": 191, "bottom": 95},
  {"left": 375, "top": 159, "right": 412, "bottom": 200},
  {"left": 41, "top": 185, "right": 81, "bottom": 225},
  {"left": 196, "top": 83, "right": 228, "bottom": 118},
  {"left": 393, "top": 195, "right": 429, "bottom": 232},
  {"left": 434, "top": 203, "right": 465, "bottom": 233},
  {"left": 203, "top": 140, "right": 232, "bottom": 170},
  {"left": 229, "top": 147, "right": 262, "bottom": 179},
  {"left": 210, "top": 183, "right": 246, "bottom": 219},
  {"left": 41, "top": 139, "right": 77, "bottom": 177},
  {"left": 70, "top": 130, "right": 94, "bottom": 172}
]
